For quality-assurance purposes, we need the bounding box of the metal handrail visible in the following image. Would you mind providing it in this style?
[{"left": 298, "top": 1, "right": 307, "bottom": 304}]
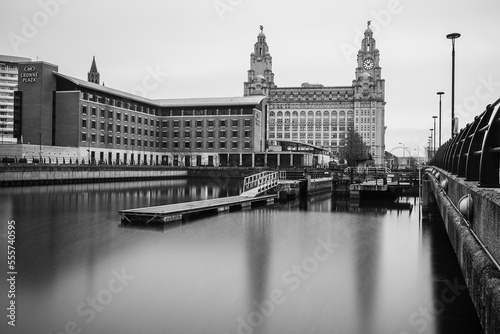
[{"left": 430, "top": 98, "right": 500, "bottom": 187}]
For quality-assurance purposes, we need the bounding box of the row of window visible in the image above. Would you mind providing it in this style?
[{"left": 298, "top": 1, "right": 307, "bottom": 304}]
[
  {"left": 165, "top": 130, "right": 251, "bottom": 139},
  {"left": 162, "top": 141, "right": 251, "bottom": 150},
  {"left": 81, "top": 133, "right": 159, "bottom": 148},
  {"left": 82, "top": 92, "right": 158, "bottom": 115},
  {"left": 81, "top": 132, "right": 251, "bottom": 150},
  {"left": 269, "top": 110, "right": 376, "bottom": 117},
  {"left": 81, "top": 120, "right": 254, "bottom": 139},
  {"left": 82, "top": 105, "right": 254, "bottom": 129},
  {"left": 82, "top": 105, "right": 160, "bottom": 126},
  {"left": 269, "top": 126, "right": 349, "bottom": 131},
  {"left": 270, "top": 132, "right": 347, "bottom": 139},
  {"left": 163, "top": 119, "right": 252, "bottom": 128},
  {"left": 81, "top": 120, "right": 157, "bottom": 137}
]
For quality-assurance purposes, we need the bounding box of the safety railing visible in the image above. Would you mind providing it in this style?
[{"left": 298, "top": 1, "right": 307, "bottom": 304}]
[
  {"left": 241, "top": 171, "right": 282, "bottom": 197},
  {"left": 430, "top": 97, "right": 500, "bottom": 187}
]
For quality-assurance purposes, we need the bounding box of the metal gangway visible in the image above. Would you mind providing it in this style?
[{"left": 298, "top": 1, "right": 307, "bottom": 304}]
[{"left": 240, "top": 171, "right": 286, "bottom": 198}]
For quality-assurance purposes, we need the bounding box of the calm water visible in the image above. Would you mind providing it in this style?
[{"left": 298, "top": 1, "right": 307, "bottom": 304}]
[{"left": 0, "top": 179, "right": 483, "bottom": 334}]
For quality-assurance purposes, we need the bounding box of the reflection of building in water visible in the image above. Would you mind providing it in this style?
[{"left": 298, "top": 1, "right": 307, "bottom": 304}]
[{"left": 244, "top": 209, "right": 272, "bottom": 334}]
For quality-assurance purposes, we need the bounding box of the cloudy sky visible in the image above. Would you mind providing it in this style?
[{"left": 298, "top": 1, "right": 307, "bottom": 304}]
[{"left": 1, "top": 0, "right": 499, "bottom": 158}]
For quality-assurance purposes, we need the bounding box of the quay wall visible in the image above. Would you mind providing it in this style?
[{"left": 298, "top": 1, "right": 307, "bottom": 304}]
[
  {"left": 0, "top": 166, "right": 272, "bottom": 186},
  {"left": 0, "top": 165, "right": 188, "bottom": 186},
  {"left": 425, "top": 168, "right": 500, "bottom": 334}
]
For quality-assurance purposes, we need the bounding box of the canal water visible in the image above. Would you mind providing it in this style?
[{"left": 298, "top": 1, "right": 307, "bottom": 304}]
[{"left": 0, "top": 178, "right": 483, "bottom": 334}]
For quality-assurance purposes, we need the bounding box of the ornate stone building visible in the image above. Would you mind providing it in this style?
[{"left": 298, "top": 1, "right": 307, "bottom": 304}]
[{"left": 244, "top": 24, "right": 386, "bottom": 166}]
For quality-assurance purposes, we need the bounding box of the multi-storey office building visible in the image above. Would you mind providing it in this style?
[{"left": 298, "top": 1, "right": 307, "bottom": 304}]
[
  {"left": 0, "top": 55, "right": 31, "bottom": 144},
  {"left": 244, "top": 24, "right": 386, "bottom": 166},
  {"left": 13, "top": 61, "right": 266, "bottom": 166}
]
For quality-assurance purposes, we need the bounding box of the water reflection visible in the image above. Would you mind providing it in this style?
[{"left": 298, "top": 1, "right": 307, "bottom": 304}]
[{"left": 0, "top": 181, "right": 482, "bottom": 334}]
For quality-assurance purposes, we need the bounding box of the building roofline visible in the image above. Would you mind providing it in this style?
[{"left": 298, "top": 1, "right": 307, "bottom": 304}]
[
  {"left": 19, "top": 60, "right": 59, "bottom": 68},
  {"left": 155, "top": 96, "right": 266, "bottom": 107},
  {"left": 271, "top": 86, "right": 354, "bottom": 90},
  {"left": 54, "top": 72, "right": 266, "bottom": 108},
  {"left": 54, "top": 72, "right": 159, "bottom": 105},
  {"left": 0, "top": 55, "right": 32, "bottom": 63}
]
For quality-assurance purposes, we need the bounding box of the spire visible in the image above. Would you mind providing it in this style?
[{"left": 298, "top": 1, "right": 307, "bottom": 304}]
[
  {"left": 88, "top": 56, "right": 100, "bottom": 84},
  {"left": 90, "top": 56, "right": 98, "bottom": 72}
]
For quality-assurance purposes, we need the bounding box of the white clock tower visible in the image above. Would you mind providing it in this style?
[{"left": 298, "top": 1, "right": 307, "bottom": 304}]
[{"left": 352, "top": 21, "right": 386, "bottom": 166}]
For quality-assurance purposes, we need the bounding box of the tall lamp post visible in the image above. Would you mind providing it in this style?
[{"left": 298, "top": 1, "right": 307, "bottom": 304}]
[
  {"left": 446, "top": 33, "right": 461, "bottom": 138},
  {"left": 437, "top": 92, "right": 444, "bottom": 146},
  {"left": 430, "top": 129, "right": 434, "bottom": 158},
  {"left": 432, "top": 116, "right": 438, "bottom": 153}
]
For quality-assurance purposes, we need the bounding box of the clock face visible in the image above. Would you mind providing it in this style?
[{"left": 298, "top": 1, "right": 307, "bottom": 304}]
[{"left": 363, "top": 58, "right": 374, "bottom": 70}]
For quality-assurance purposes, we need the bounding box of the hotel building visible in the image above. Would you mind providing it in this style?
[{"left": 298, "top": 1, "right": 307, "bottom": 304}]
[
  {"left": 12, "top": 60, "right": 272, "bottom": 167},
  {"left": 0, "top": 55, "right": 31, "bottom": 144}
]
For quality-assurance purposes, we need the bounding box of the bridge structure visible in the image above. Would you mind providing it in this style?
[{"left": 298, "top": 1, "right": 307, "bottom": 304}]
[{"left": 427, "top": 98, "right": 500, "bottom": 334}]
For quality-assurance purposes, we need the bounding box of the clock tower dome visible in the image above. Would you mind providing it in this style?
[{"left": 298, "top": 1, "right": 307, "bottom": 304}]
[
  {"left": 353, "top": 21, "right": 384, "bottom": 100},
  {"left": 244, "top": 26, "right": 276, "bottom": 96}
]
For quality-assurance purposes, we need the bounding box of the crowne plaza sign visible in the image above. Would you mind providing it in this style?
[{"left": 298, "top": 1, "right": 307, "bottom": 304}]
[{"left": 20, "top": 66, "right": 38, "bottom": 83}]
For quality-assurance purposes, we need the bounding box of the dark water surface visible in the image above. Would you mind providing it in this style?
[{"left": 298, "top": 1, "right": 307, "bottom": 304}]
[{"left": 0, "top": 179, "right": 482, "bottom": 334}]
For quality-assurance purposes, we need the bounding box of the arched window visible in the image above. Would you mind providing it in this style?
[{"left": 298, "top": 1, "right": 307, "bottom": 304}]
[
  {"left": 277, "top": 111, "right": 283, "bottom": 117},
  {"left": 269, "top": 111, "right": 275, "bottom": 117},
  {"left": 292, "top": 111, "right": 298, "bottom": 117},
  {"left": 285, "top": 111, "right": 290, "bottom": 117},
  {"left": 324, "top": 111, "right": 330, "bottom": 117}
]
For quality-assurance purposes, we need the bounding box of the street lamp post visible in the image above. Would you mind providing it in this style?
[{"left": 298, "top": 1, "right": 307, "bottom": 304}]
[
  {"left": 430, "top": 129, "right": 434, "bottom": 158},
  {"left": 432, "top": 116, "right": 438, "bottom": 153},
  {"left": 437, "top": 92, "right": 444, "bottom": 146},
  {"left": 428, "top": 137, "right": 432, "bottom": 162},
  {"left": 446, "top": 33, "right": 461, "bottom": 138}
]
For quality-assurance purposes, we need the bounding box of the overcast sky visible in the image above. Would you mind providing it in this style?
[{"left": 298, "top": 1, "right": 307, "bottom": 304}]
[{"left": 1, "top": 0, "right": 499, "bottom": 158}]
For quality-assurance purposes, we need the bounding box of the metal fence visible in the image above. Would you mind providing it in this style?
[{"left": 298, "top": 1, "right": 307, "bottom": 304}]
[
  {"left": 430, "top": 97, "right": 500, "bottom": 187},
  {"left": 0, "top": 155, "right": 163, "bottom": 166}
]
